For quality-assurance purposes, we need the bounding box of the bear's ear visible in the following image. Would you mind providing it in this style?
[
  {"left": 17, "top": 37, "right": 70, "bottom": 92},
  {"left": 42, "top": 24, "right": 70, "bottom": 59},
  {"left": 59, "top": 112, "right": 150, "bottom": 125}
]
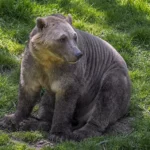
[
  {"left": 36, "top": 17, "right": 46, "bottom": 30},
  {"left": 66, "top": 14, "right": 72, "bottom": 25}
]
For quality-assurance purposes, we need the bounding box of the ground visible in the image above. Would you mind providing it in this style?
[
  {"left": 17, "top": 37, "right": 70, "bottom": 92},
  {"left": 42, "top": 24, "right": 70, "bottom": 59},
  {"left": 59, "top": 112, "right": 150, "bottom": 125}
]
[{"left": 0, "top": 0, "right": 150, "bottom": 149}]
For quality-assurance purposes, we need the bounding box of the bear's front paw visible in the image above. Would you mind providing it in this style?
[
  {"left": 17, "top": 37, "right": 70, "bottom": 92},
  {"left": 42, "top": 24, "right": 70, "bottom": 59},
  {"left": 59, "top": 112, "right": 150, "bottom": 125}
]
[
  {"left": 19, "top": 118, "right": 51, "bottom": 132},
  {"left": 48, "top": 134, "right": 65, "bottom": 143},
  {"left": 19, "top": 119, "right": 36, "bottom": 131},
  {"left": 48, "top": 132, "right": 72, "bottom": 143},
  {"left": 0, "top": 114, "right": 18, "bottom": 131}
]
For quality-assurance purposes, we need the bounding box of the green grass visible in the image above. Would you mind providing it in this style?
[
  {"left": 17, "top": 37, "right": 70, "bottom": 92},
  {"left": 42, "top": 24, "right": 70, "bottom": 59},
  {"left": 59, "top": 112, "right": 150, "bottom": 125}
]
[{"left": 0, "top": 0, "right": 150, "bottom": 149}]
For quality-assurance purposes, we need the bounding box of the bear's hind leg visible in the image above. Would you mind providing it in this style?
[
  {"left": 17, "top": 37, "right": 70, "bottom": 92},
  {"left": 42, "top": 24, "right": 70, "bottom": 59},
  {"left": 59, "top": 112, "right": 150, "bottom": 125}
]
[{"left": 72, "top": 72, "right": 130, "bottom": 141}]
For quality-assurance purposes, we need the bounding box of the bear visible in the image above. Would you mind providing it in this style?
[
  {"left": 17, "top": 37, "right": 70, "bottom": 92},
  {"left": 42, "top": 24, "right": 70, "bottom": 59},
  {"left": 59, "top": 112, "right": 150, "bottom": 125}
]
[{"left": 0, "top": 14, "right": 131, "bottom": 142}]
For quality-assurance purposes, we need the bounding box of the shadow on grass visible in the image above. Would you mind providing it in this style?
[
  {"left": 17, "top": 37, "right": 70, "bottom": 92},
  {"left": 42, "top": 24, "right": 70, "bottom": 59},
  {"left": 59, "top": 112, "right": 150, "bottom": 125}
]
[
  {"left": 0, "top": 0, "right": 33, "bottom": 22},
  {"left": 85, "top": 0, "right": 150, "bottom": 50},
  {"left": 0, "top": 0, "right": 35, "bottom": 44},
  {"left": 31, "top": 0, "right": 57, "bottom": 5}
]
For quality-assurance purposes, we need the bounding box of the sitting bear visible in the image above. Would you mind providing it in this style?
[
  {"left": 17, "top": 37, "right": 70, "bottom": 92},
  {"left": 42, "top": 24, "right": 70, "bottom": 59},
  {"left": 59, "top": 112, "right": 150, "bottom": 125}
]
[{"left": 0, "top": 14, "right": 131, "bottom": 142}]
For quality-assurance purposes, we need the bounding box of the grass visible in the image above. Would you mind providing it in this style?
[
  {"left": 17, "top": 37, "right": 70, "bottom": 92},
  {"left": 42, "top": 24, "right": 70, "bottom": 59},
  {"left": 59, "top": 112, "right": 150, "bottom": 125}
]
[{"left": 0, "top": 0, "right": 150, "bottom": 149}]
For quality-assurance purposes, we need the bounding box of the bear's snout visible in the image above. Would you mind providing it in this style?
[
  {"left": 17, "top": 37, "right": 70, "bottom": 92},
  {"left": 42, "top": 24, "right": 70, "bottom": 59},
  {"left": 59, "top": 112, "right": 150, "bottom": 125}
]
[
  {"left": 75, "top": 51, "right": 83, "bottom": 60},
  {"left": 72, "top": 46, "right": 83, "bottom": 61}
]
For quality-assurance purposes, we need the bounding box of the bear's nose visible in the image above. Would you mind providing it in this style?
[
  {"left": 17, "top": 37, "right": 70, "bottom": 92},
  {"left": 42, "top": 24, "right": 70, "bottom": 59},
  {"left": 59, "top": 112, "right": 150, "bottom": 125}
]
[{"left": 75, "top": 52, "right": 83, "bottom": 59}]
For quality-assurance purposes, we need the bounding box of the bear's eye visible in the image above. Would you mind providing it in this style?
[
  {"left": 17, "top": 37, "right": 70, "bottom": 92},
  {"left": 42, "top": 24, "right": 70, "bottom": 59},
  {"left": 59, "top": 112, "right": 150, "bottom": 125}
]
[{"left": 58, "top": 35, "right": 67, "bottom": 43}]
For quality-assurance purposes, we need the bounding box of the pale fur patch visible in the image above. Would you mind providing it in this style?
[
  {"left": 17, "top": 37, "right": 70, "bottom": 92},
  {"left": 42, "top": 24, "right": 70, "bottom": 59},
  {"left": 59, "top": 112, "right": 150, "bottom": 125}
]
[{"left": 51, "top": 81, "right": 65, "bottom": 94}]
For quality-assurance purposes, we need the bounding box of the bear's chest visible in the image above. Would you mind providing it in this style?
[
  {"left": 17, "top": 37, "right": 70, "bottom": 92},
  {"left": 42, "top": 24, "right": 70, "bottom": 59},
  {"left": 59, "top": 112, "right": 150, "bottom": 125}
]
[{"left": 39, "top": 67, "right": 65, "bottom": 92}]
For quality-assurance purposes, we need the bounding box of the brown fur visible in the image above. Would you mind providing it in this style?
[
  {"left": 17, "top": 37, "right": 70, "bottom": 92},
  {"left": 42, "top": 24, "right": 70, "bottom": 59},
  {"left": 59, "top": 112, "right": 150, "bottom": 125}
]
[{"left": 0, "top": 14, "right": 131, "bottom": 142}]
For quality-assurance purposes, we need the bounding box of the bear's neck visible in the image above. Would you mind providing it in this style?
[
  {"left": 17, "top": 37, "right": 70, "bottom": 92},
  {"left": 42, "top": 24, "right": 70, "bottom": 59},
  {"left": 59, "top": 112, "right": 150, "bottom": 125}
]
[{"left": 31, "top": 52, "right": 65, "bottom": 71}]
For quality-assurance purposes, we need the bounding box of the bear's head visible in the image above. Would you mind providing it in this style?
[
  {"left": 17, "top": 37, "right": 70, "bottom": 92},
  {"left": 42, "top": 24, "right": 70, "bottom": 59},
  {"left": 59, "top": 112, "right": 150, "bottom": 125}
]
[{"left": 29, "top": 14, "right": 83, "bottom": 65}]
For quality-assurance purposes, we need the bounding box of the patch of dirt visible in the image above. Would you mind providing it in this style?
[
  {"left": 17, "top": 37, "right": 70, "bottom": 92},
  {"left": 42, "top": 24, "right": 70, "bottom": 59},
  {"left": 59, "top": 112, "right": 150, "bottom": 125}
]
[
  {"left": 11, "top": 138, "right": 55, "bottom": 150},
  {"left": 34, "top": 140, "right": 55, "bottom": 149}
]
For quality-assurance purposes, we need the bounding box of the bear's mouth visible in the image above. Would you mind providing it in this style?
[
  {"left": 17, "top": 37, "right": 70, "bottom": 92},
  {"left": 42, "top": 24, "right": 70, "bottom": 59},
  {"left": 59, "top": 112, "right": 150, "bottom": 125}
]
[
  {"left": 68, "top": 61, "right": 77, "bottom": 64},
  {"left": 68, "top": 60, "right": 79, "bottom": 64}
]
